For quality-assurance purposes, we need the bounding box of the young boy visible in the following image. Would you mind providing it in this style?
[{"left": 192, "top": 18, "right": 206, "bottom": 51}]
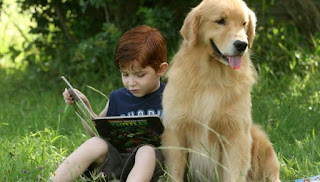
[{"left": 53, "top": 25, "right": 168, "bottom": 182}]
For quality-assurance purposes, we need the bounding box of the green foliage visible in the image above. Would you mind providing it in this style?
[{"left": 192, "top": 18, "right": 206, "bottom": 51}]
[
  {"left": 1, "top": 0, "right": 201, "bottom": 83},
  {"left": 64, "top": 23, "right": 123, "bottom": 83},
  {"left": 2, "top": 0, "right": 317, "bottom": 84},
  {"left": 0, "top": 0, "right": 320, "bottom": 181},
  {"left": 253, "top": 24, "right": 319, "bottom": 78}
]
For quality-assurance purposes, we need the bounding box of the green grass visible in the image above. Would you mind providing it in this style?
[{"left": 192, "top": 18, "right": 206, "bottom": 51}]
[
  {"left": 0, "top": 75, "right": 104, "bottom": 181},
  {"left": 1, "top": 69, "right": 319, "bottom": 181},
  {"left": 0, "top": 44, "right": 319, "bottom": 181},
  {"left": 252, "top": 72, "right": 320, "bottom": 181}
]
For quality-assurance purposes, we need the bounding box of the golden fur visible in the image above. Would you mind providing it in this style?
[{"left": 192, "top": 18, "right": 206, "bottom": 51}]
[{"left": 161, "top": 0, "right": 280, "bottom": 181}]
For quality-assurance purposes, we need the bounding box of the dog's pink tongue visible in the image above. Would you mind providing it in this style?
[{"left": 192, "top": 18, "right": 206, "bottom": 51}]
[{"left": 228, "top": 56, "right": 242, "bottom": 70}]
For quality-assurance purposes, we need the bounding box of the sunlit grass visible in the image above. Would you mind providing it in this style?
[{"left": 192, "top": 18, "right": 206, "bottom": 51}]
[
  {"left": 0, "top": 64, "right": 319, "bottom": 181},
  {"left": 0, "top": 77, "right": 87, "bottom": 181},
  {"left": 251, "top": 66, "right": 320, "bottom": 181}
]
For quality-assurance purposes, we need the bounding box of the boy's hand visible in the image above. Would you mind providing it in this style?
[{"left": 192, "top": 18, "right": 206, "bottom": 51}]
[{"left": 63, "top": 88, "right": 85, "bottom": 105}]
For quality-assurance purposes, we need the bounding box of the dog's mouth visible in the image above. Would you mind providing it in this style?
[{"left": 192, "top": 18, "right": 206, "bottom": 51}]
[{"left": 210, "top": 40, "right": 242, "bottom": 70}]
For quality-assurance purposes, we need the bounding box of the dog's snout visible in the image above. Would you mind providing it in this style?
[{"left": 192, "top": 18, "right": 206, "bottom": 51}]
[{"left": 234, "top": 40, "right": 248, "bottom": 52}]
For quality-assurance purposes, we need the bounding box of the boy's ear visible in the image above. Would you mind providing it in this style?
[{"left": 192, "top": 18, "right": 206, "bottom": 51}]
[{"left": 157, "top": 62, "right": 168, "bottom": 76}]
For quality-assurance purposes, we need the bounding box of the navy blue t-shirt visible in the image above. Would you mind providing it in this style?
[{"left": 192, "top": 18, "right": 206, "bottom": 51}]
[{"left": 106, "top": 82, "right": 165, "bottom": 117}]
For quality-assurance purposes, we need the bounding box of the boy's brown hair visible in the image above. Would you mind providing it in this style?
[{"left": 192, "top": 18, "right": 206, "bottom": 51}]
[{"left": 114, "top": 25, "right": 167, "bottom": 72}]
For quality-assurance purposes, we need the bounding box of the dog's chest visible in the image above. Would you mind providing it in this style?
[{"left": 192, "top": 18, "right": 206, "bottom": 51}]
[
  {"left": 186, "top": 129, "right": 220, "bottom": 181},
  {"left": 190, "top": 89, "right": 222, "bottom": 121}
]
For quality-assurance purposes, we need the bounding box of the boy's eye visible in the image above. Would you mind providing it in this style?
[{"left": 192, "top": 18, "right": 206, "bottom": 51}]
[
  {"left": 137, "top": 73, "right": 145, "bottom": 77},
  {"left": 122, "top": 73, "right": 128, "bottom": 77}
]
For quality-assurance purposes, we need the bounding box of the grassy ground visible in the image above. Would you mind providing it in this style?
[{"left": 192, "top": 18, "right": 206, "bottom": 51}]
[
  {"left": 0, "top": 76, "right": 106, "bottom": 181},
  {"left": 252, "top": 72, "right": 320, "bottom": 180},
  {"left": 1, "top": 56, "right": 320, "bottom": 181},
  {"left": 1, "top": 69, "right": 319, "bottom": 182}
]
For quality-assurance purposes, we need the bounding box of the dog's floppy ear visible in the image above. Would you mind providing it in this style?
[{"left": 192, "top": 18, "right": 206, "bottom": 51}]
[
  {"left": 246, "top": 9, "right": 256, "bottom": 48},
  {"left": 180, "top": 9, "right": 201, "bottom": 47}
]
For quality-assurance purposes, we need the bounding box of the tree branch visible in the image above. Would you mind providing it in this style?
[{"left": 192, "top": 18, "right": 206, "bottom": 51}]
[
  {"left": 104, "top": 5, "right": 110, "bottom": 23},
  {"left": 54, "top": 5, "right": 76, "bottom": 43}
]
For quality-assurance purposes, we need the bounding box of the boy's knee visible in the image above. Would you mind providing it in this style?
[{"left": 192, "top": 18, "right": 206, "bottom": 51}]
[
  {"left": 136, "top": 145, "right": 156, "bottom": 157},
  {"left": 84, "top": 137, "right": 108, "bottom": 157}
]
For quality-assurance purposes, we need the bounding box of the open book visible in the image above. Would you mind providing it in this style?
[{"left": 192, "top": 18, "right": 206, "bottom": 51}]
[{"left": 61, "top": 76, "right": 164, "bottom": 153}]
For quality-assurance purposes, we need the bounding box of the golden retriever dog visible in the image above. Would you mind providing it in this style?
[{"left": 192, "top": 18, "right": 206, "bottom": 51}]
[{"left": 161, "top": 0, "right": 280, "bottom": 181}]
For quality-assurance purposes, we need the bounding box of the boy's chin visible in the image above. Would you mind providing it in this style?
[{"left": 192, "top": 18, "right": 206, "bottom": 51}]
[{"left": 130, "top": 91, "right": 144, "bottom": 97}]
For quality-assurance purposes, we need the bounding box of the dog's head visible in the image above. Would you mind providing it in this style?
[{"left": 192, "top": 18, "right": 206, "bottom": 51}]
[{"left": 180, "top": 0, "right": 256, "bottom": 70}]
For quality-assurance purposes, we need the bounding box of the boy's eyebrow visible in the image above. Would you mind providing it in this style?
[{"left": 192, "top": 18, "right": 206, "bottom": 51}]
[
  {"left": 120, "top": 65, "right": 143, "bottom": 72},
  {"left": 121, "top": 68, "right": 145, "bottom": 73}
]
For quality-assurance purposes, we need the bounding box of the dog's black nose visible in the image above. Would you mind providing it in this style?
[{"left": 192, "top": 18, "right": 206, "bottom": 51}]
[{"left": 234, "top": 40, "right": 248, "bottom": 52}]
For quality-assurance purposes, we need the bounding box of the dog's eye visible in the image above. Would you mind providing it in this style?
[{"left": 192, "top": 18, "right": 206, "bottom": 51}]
[
  {"left": 243, "top": 22, "right": 247, "bottom": 26},
  {"left": 215, "top": 18, "right": 226, "bottom": 25}
]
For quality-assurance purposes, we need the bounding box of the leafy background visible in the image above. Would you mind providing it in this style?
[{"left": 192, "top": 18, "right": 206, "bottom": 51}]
[{"left": 0, "top": 0, "right": 319, "bottom": 181}]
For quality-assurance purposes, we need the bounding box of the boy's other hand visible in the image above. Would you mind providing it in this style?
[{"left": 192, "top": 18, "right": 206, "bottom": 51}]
[
  {"left": 62, "top": 88, "right": 82, "bottom": 105},
  {"left": 63, "top": 88, "right": 75, "bottom": 105},
  {"left": 63, "top": 88, "right": 89, "bottom": 105}
]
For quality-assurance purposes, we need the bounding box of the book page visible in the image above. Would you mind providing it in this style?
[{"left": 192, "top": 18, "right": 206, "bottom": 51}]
[
  {"left": 61, "top": 76, "right": 95, "bottom": 118},
  {"left": 61, "top": 76, "right": 98, "bottom": 136},
  {"left": 75, "top": 111, "right": 99, "bottom": 136}
]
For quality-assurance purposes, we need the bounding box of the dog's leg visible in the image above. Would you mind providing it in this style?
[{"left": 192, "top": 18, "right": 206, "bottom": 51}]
[
  {"left": 247, "top": 124, "right": 281, "bottom": 182},
  {"left": 161, "top": 127, "right": 187, "bottom": 182},
  {"left": 220, "top": 133, "right": 252, "bottom": 182}
]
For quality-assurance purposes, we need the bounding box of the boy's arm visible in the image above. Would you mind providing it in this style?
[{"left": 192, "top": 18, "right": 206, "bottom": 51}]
[
  {"left": 80, "top": 95, "right": 98, "bottom": 118},
  {"left": 83, "top": 100, "right": 109, "bottom": 137},
  {"left": 98, "top": 100, "right": 110, "bottom": 117}
]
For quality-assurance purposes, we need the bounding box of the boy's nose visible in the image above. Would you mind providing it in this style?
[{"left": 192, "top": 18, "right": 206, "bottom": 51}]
[{"left": 128, "top": 77, "right": 137, "bottom": 86}]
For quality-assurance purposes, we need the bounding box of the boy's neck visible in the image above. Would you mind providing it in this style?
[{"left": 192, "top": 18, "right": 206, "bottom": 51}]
[{"left": 149, "top": 81, "right": 161, "bottom": 95}]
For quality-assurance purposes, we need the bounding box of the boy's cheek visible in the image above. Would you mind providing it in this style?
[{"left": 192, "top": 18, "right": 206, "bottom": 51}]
[{"left": 121, "top": 80, "right": 128, "bottom": 87}]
